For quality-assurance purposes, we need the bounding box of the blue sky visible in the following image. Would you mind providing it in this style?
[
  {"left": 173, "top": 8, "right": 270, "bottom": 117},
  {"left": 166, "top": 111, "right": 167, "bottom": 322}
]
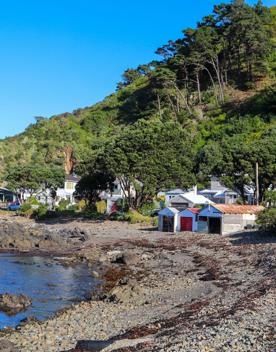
[{"left": 0, "top": 0, "right": 274, "bottom": 138}]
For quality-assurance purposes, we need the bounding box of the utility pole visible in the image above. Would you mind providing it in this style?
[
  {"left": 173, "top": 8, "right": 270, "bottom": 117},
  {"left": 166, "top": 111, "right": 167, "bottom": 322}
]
[{"left": 256, "top": 161, "right": 259, "bottom": 206}]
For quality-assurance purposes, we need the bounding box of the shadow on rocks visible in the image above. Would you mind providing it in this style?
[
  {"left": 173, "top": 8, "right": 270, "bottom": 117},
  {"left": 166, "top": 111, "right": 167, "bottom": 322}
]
[
  {"left": 64, "top": 339, "right": 114, "bottom": 352},
  {"left": 228, "top": 230, "right": 276, "bottom": 245}
]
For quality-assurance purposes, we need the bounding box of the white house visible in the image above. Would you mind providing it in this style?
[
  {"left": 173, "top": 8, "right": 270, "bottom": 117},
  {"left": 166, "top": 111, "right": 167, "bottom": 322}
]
[
  {"left": 35, "top": 189, "right": 55, "bottom": 207},
  {"left": 199, "top": 177, "right": 255, "bottom": 204},
  {"left": 56, "top": 174, "right": 80, "bottom": 205},
  {"left": 177, "top": 208, "right": 200, "bottom": 232},
  {"left": 100, "top": 178, "right": 138, "bottom": 214},
  {"left": 157, "top": 189, "right": 186, "bottom": 206},
  {"left": 158, "top": 207, "right": 179, "bottom": 232}
]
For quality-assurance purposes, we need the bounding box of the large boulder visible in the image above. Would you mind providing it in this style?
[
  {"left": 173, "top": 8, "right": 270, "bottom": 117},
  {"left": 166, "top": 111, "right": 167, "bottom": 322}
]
[
  {"left": 108, "top": 280, "right": 142, "bottom": 303},
  {"left": 121, "top": 252, "right": 140, "bottom": 266},
  {"left": 0, "top": 293, "right": 32, "bottom": 315}
]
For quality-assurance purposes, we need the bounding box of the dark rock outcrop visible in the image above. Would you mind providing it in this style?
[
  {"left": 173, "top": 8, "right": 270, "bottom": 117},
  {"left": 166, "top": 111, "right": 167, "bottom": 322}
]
[{"left": 0, "top": 220, "right": 92, "bottom": 251}]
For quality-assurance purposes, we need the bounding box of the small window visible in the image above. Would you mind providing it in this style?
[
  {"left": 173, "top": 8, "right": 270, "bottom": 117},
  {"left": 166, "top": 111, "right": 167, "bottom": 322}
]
[
  {"left": 199, "top": 216, "right": 207, "bottom": 221},
  {"left": 195, "top": 214, "right": 199, "bottom": 221},
  {"left": 66, "top": 182, "right": 74, "bottom": 190}
]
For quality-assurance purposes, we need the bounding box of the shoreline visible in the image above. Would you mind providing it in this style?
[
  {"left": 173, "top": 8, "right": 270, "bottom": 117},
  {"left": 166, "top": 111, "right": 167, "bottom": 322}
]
[{"left": 0, "top": 215, "right": 275, "bottom": 351}]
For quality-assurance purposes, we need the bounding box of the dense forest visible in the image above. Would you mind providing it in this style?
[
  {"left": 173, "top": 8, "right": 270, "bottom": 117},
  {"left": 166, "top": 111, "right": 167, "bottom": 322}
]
[{"left": 0, "top": 0, "right": 275, "bottom": 207}]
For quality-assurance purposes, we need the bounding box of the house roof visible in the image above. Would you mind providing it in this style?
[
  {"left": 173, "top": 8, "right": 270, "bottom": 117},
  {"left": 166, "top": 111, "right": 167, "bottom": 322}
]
[
  {"left": 179, "top": 207, "right": 201, "bottom": 215},
  {"left": 0, "top": 188, "right": 16, "bottom": 195},
  {"left": 200, "top": 188, "right": 238, "bottom": 198},
  {"left": 212, "top": 204, "right": 264, "bottom": 214},
  {"left": 159, "top": 207, "right": 179, "bottom": 216},
  {"left": 199, "top": 189, "right": 219, "bottom": 195},
  {"left": 170, "top": 192, "right": 213, "bottom": 205},
  {"left": 213, "top": 190, "right": 238, "bottom": 198},
  {"left": 65, "top": 174, "right": 80, "bottom": 182},
  {"left": 166, "top": 189, "right": 185, "bottom": 195},
  {"left": 188, "top": 208, "right": 201, "bottom": 214}
]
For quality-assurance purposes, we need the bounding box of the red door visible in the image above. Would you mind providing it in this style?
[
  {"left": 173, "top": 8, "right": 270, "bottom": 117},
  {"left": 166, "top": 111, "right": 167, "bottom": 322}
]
[{"left": 180, "top": 217, "right": 193, "bottom": 231}]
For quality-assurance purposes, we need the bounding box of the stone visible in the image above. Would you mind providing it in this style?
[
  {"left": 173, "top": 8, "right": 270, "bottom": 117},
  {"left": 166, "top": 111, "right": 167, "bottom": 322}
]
[
  {"left": 121, "top": 252, "right": 140, "bottom": 266},
  {"left": 0, "top": 340, "right": 18, "bottom": 352},
  {"left": 106, "top": 250, "right": 123, "bottom": 264},
  {"left": 0, "top": 293, "right": 32, "bottom": 315}
]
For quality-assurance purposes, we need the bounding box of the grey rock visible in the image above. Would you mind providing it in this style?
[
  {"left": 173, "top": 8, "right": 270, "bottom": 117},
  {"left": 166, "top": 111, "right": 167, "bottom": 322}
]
[
  {"left": 0, "top": 340, "right": 18, "bottom": 352},
  {"left": 0, "top": 293, "right": 32, "bottom": 315}
]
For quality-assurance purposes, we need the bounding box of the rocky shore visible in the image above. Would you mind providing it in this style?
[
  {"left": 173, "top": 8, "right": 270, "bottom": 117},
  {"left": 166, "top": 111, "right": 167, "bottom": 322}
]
[{"left": 0, "top": 215, "right": 275, "bottom": 351}]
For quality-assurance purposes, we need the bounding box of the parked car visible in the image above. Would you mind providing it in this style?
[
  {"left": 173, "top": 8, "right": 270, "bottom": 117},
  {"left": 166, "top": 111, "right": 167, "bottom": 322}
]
[{"left": 7, "top": 201, "right": 21, "bottom": 211}]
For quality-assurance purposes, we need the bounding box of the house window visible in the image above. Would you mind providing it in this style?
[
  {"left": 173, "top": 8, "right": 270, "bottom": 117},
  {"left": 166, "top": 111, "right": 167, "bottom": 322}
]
[
  {"left": 199, "top": 216, "right": 208, "bottom": 221},
  {"left": 66, "top": 182, "right": 74, "bottom": 190},
  {"left": 195, "top": 214, "right": 199, "bottom": 221}
]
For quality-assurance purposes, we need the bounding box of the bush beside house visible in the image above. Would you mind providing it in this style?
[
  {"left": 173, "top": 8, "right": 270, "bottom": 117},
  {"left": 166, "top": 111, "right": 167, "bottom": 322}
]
[{"left": 257, "top": 208, "right": 276, "bottom": 234}]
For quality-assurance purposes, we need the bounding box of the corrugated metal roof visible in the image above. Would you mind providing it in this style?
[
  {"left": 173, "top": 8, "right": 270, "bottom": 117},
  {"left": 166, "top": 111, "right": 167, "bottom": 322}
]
[{"left": 212, "top": 204, "right": 264, "bottom": 214}]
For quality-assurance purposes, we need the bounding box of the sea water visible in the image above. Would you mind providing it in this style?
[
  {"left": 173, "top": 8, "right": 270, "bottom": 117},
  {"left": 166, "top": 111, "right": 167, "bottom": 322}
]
[{"left": 0, "top": 253, "right": 98, "bottom": 329}]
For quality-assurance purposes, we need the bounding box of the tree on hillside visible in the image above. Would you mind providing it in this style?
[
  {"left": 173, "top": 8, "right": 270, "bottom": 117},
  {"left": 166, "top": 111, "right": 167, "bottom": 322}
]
[{"left": 90, "top": 119, "right": 196, "bottom": 209}]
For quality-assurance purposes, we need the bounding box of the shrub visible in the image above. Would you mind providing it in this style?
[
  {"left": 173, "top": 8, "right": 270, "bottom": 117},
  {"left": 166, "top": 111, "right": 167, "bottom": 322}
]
[
  {"left": 116, "top": 198, "right": 128, "bottom": 212},
  {"left": 20, "top": 203, "right": 32, "bottom": 212},
  {"left": 67, "top": 204, "right": 78, "bottom": 211},
  {"left": 109, "top": 211, "right": 129, "bottom": 221},
  {"left": 33, "top": 204, "right": 49, "bottom": 220},
  {"left": 17, "top": 203, "right": 34, "bottom": 217},
  {"left": 27, "top": 196, "right": 40, "bottom": 205},
  {"left": 82, "top": 206, "right": 106, "bottom": 220},
  {"left": 139, "top": 202, "right": 159, "bottom": 216},
  {"left": 192, "top": 204, "right": 204, "bottom": 209},
  {"left": 257, "top": 208, "right": 276, "bottom": 234},
  {"left": 57, "top": 199, "right": 70, "bottom": 211},
  {"left": 127, "top": 210, "right": 157, "bottom": 225},
  {"left": 96, "top": 200, "right": 107, "bottom": 214},
  {"left": 78, "top": 199, "right": 86, "bottom": 211}
]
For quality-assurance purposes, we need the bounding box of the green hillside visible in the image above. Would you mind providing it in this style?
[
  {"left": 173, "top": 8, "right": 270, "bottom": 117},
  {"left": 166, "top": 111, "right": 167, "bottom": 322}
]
[{"left": 0, "top": 1, "right": 275, "bottom": 204}]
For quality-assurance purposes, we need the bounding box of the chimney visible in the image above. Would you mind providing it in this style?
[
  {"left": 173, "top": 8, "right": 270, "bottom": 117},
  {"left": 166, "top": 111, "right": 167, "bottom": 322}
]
[{"left": 193, "top": 185, "right": 197, "bottom": 195}]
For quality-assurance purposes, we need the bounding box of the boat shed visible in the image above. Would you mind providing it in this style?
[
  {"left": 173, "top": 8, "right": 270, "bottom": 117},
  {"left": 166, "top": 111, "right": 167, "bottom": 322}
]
[
  {"left": 178, "top": 208, "right": 200, "bottom": 232},
  {"left": 158, "top": 207, "right": 179, "bottom": 232},
  {"left": 198, "top": 204, "right": 264, "bottom": 235}
]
